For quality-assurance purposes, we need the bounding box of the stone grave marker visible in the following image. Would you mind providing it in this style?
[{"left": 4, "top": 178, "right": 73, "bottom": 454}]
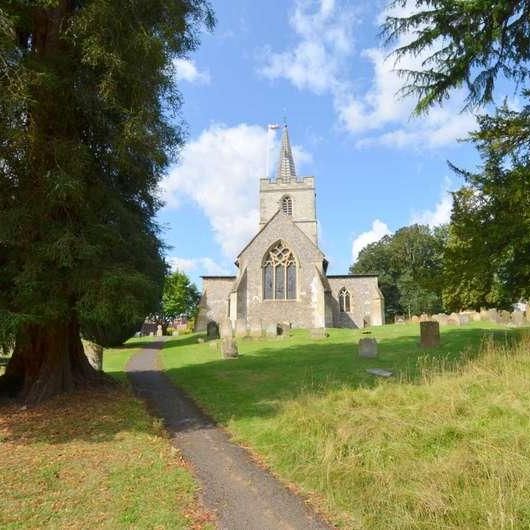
[
  {"left": 420, "top": 321, "right": 440, "bottom": 348},
  {"left": 310, "top": 327, "right": 327, "bottom": 339},
  {"left": 206, "top": 321, "right": 220, "bottom": 341},
  {"left": 82, "top": 340, "right": 103, "bottom": 371},
  {"left": 358, "top": 337, "right": 378, "bottom": 358},
  {"left": 265, "top": 323, "right": 278, "bottom": 338},
  {"left": 366, "top": 368, "right": 393, "bottom": 378},
  {"left": 156, "top": 324, "right": 163, "bottom": 337},
  {"left": 221, "top": 337, "right": 238, "bottom": 359}
]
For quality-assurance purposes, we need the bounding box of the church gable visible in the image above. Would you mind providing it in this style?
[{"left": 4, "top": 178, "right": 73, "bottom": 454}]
[{"left": 237, "top": 209, "right": 323, "bottom": 269}]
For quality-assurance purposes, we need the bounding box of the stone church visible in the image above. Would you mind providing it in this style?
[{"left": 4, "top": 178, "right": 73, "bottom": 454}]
[{"left": 196, "top": 126, "right": 384, "bottom": 334}]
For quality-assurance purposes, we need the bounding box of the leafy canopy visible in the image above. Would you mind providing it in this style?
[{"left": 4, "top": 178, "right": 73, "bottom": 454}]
[
  {"left": 162, "top": 271, "right": 201, "bottom": 319},
  {"left": 0, "top": 1, "right": 214, "bottom": 345},
  {"left": 351, "top": 224, "right": 447, "bottom": 318},
  {"left": 383, "top": 0, "right": 530, "bottom": 112}
]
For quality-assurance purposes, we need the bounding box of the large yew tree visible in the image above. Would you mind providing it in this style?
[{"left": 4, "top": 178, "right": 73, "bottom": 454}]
[{"left": 0, "top": 0, "right": 213, "bottom": 404}]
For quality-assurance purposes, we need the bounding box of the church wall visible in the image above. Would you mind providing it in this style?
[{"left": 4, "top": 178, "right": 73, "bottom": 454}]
[
  {"left": 237, "top": 212, "right": 326, "bottom": 329},
  {"left": 327, "top": 276, "right": 385, "bottom": 328},
  {"left": 195, "top": 277, "right": 234, "bottom": 331}
]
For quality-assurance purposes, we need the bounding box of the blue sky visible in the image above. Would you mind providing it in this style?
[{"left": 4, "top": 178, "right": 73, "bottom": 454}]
[{"left": 158, "top": 0, "right": 482, "bottom": 288}]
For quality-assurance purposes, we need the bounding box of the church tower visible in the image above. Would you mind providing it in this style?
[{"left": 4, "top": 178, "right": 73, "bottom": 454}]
[{"left": 259, "top": 125, "right": 318, "bottom": 244}]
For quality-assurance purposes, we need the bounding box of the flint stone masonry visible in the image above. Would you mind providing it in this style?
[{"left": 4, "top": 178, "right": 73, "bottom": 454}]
[
  {"left": 358, "top": 337, "right": 378, "bottom": 358},
  {"left": 420, "top": 321, "right": 440, "bottom": 348}
]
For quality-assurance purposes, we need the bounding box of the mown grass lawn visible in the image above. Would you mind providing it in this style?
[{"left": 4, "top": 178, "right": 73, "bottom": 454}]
[
  {"left": 0, "top": 337, "right": 207, "bottom": 530},
  {"left": 161, "top": 322, "right": 530, "bottom": 529}
]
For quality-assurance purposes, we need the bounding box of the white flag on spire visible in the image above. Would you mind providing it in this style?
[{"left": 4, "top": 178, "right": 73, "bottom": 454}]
[{"left": 268, "top": 124, "right": 280, "bottom": 130}]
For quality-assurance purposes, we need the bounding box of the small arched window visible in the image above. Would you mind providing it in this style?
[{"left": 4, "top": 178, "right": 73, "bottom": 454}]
[
  {"left": 339, "top": 288, "right": 351, "bottom": 313},
  {"left": 281, "top": 195, "right": 293, "bottom": 216},
  {"left": 263, "top": 241, "right": 297, "bottom": 300}
]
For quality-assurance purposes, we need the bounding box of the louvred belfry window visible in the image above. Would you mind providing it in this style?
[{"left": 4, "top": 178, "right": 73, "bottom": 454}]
[
  {"left": 281, "top": 195, "right": 293, "bottom": 215},
  {"left": 263, "top": 241, "right": 297, "bottom": 300}
]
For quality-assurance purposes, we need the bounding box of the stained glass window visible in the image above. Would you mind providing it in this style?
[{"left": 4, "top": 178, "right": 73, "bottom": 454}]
[
  {"left": 287, "top": 263, "right": 296, "bottom": 299},
  {"left": 263, "top": 264, "right": 273, "bottom": 299},
  {"left": 275, "top": 266, "right": 285, "bottom": 299},
  {"left": 339, "top": 288, "right": 351, "bottom": 313},
  {"left": 262, "top": 241, "right": 296, "bottom": 300}
]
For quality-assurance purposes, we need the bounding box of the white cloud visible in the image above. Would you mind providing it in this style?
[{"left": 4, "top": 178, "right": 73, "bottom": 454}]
[
  {"left": 172, "top": 58, "right": 210, "bottom": 84},
  {"left": 260, "top": 0, "right": 476, "bottom": 149},
  {"left": 351, "top": 219, "right": 391, "bottom": 262},
  {"left": 160, "top": 123, "right": 311, "bottom": 258},
  {"left": 259, "top": 0, "right": 357, "bottom": 94},
  {"left": 168, "top": 256, "right": 229, "bottom": 276},
  {"left": 410, "top": 180, "right": 453, "bottom": 227}
]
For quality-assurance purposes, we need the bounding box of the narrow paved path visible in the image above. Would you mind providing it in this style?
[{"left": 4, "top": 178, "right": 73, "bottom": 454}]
[{"left": 126, "top": 339, "right": 331, "bottom": 530}]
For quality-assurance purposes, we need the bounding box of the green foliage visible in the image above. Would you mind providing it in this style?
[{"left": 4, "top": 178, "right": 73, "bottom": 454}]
[
  {"left": 162, "top": 270, "right": 200, "bottom": 319},
  {"left": 443, "top": 101, "right": 530, "bottom": 311},
  {"left": 383, "top": 0, "right": 530, "bottom": 112},
  {"left": 351, "top": 224, "right": 447, "bottom": 318},
  {"left": 0, "top": 2, "right": 214, "bottom": 344}
]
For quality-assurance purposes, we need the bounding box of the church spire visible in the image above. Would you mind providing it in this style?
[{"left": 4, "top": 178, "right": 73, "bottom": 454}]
[{"left": 276, "top": 125, "right": 296, "bottom": 182}]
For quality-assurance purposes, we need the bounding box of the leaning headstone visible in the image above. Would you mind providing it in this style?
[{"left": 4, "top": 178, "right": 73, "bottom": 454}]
[
  {"left": 149, "top": 331, "right": 154, "bottom": 337},
  {"left": 221, "top": 337, "right": 238, "bottom": 359},
  {"left": 499, "top": 310, "right": 511, "bottom": 324},
  {"left": 156, "top": 324, "right": 163, "bottom": 337},
  {"left": 82, "top": 340, "right": 103, "bottom": 371},
  {"left": 420, "top": 321, "right": 440, "bottom": 348},
  {"left": 265, "top": 323, "right": 278, "bottom": 338},
  {"left": 206, "top": 321, "right": 220, "bottom": 341},
  {"left": 358, "top": 337, "right": 378, "bottom": 358},
  {"left": 310, "top": 327, "right": 327, "bottom": 340},
  {"left": 511, "top": 311, "right": 525, "bottom": 327}
]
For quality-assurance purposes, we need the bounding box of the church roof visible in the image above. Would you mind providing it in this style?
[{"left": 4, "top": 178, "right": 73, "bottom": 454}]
[{"left": 276, "top": 125, "right": 296, "bottom": 182}]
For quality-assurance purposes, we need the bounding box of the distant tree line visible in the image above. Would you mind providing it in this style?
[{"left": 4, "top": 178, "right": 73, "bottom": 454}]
[{"left": 351, "top": 0, "right": 530, "bottom": 322}]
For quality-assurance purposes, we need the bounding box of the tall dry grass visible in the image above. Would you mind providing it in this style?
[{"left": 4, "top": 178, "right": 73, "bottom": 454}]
[{"left": 267, "top": 334, "right": 530, "bottom": 528}]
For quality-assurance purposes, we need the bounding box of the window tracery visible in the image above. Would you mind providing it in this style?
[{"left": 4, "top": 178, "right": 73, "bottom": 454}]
[
  {"left": 339, "top": 287, "right": 351, "bottom": 313},
  {"left": 263, "top": 241, "right": 297, "bottom": 300},
  {"left": 281, "top": 195, "right": 293, "bottom": 215}
]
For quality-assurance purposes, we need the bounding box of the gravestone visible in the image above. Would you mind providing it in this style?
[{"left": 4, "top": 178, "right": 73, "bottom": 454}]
[
  {"left": 197, "top": 337, "right": 204, "bottom": 344},
  {"left": 310, "top": 327, "right": 327, "bottom": 340},
  {"left": 156, "top": 324, "right": 163, "bottom": 337},
  {"left": 358, "top": 337, "right": 378, "bottom": 358},
  {"left": 499, "top": 310, "right": 511, "bottom": 324},
  {"left": 419, "top": 313, "right": 430, "bottom": 322},
  {"left": 366, "top": 368, "right": 393, "bottom": 378},
  {"left": 221, "top": 337, "right": 238, "bottom": 359},
  {"left": 206, "top": 321, "right": 220, "bottom": 341},
  {"left": 420, "top": 321, "right": 440, "bottom": 348},
  {"left": 411, "top": 315, "right": 420, "bottom": 323},
  {"left": 265, "top": 323, "right": 278, "bottom": 338},
  {"left": 149, "top": 331, "right": 154, "bottom": 337},
  {"left": 511, "top": 311, "right": 525, "bottom": 326},
  {"left": 82, "top": 340, "right": 103, "bottom": 371},
  {"left": 248, "top": 319, "right": 263, "bottom": 338}
]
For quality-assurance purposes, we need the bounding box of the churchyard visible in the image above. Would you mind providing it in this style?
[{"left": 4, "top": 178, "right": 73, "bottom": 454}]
[
  {"left": 0, "top": 338, "right": 209, "bottom": 529},
  {"left": 160, "top": 322, "right": 530, "bottom": 528}
]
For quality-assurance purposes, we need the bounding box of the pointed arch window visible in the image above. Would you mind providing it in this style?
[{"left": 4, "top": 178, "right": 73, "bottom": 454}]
[
  {"left": 263, "top": 241, "right": 297, "bottom": 300},
  {"left": 339, "top": 287, "right": 351, "bottom": 313},
  {"left": 281, "top": 195, "right": 293, "bottom": 216}
]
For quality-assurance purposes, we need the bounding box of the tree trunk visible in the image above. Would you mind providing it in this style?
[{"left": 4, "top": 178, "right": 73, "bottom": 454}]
[{"left": 0, "top": 315, "right": 112, "bottom": 405}]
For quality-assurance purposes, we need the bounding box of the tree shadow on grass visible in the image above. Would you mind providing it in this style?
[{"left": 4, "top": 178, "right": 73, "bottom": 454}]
[{"left": 162, "top": 326, "right": 527, "bottom": 425}]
